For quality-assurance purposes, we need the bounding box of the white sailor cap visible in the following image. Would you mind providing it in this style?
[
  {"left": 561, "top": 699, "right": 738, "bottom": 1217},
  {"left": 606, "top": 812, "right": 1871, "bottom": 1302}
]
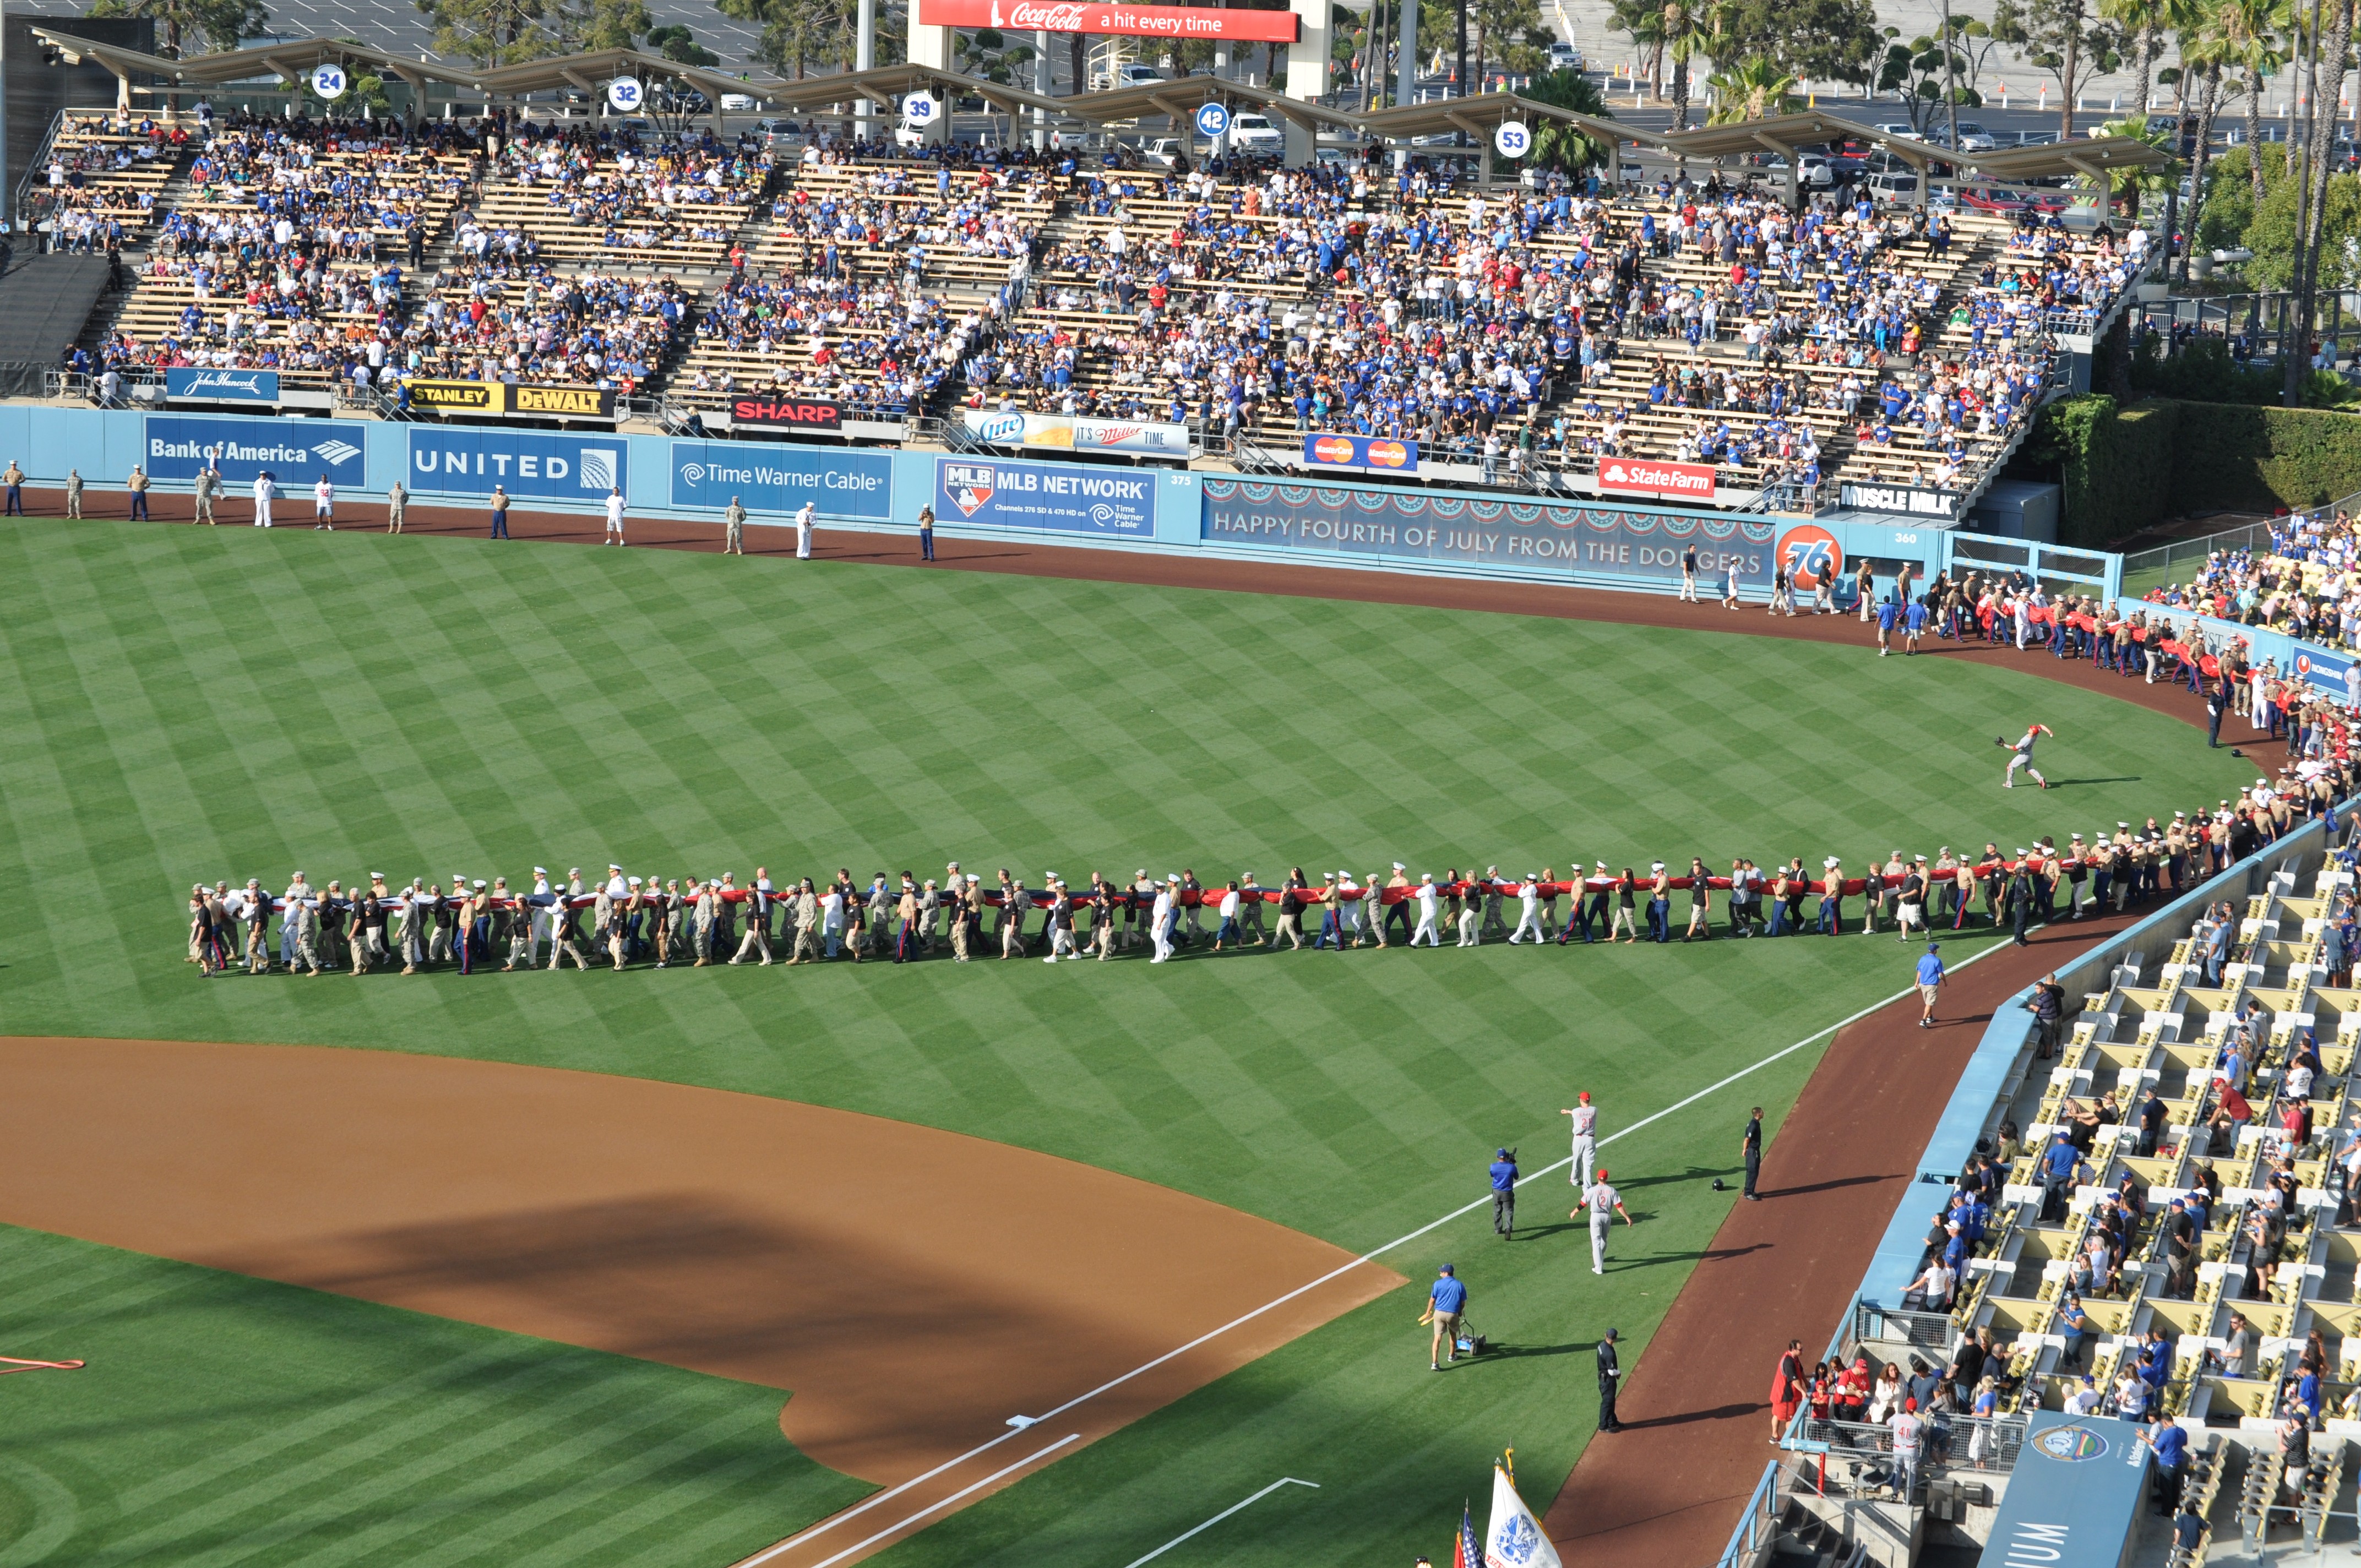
[
  {"left": 2015, "top": 848, "right": 2027, "bottom": 856},
  {"left": 1914, "top": 855, "right": 1928, "bottom": 863},
  {"left": 472, "top": 879, "right": 486, "bottom": 889},
  {"left": 532, "top": 867, "right": 546, "bottom": 875},
  {"left": 1651, "top": 861, "right": 1665, "bottom": 870},
  {"left": 628, "top": 876, "right": 642, "bottom": 886},
  {"left": 1595, "top": 861, "right": 1607, "bottom": 869},
  {"left": 1824, "top": 857, "right": 1840, "bottom": 868},
  {"left": 2071, "top": 832, "right": 2083, "bottom": 841},
  {"left": 1393, "top": 861, "right": 1406, "bottom": 870}
]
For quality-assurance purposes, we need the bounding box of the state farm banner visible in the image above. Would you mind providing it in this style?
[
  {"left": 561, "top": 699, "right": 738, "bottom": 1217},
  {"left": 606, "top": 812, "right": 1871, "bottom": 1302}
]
[
  {"left": 961, "top": 407, "right": 1189, "bottom": 457},
  {"left": 731, "top": 394, "right": 843, "bottom": 433},
  {"left": 1201, "top": 479, "right": 1779, "bottom": 588},
  {"left": 920, "top": 0, "right": 1299, "bottom": 39},
  {"left": 1598, "top": 456, "right": 1717, "bottom": 502},
  {"left": 1302, "top": 432, "right": 1419, "bottom": 473}
]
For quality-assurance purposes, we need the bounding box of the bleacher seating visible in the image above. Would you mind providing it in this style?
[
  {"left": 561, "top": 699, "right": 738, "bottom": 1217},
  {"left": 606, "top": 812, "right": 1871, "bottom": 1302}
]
[
  {"left": 30, "top": 109, "right": 189, "bottom": 251},
  {"left": 53, "top": 107, "right": 2146, "bottom": 502}
]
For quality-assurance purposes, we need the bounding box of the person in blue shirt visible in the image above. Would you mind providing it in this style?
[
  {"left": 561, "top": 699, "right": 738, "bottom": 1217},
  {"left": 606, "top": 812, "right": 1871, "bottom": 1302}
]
[
  {"left": 2145, "top": 1413, "right": 2189, "bottom": 1515},
  {"left": 1916, "top": 942, "right": 1946, "bottom": 1028},
  {"left": 1427, "top": 1265, "right": 1469, "bottom": 1370},
  {"left": 1489, "top": 1148, "right": 1519, "bottom": 1238},
  {"left": 1877, "top": 596, "right": 1900, "bottom": 657},
  {"left": 1904, "top": 597, "right": 1929, "bottom": 654},
  {"left": 2058, "top": 1292, "right": 2092, "bottom": 1369},
  {"left": 2040, "top": 1131, "right": 2080, "bottom": 1222}
]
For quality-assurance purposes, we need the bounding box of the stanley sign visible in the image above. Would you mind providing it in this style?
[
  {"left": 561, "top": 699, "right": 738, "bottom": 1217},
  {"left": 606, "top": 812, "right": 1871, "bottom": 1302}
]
[{"left": 402, "top": 379, "right": 617, "bottom": 420}]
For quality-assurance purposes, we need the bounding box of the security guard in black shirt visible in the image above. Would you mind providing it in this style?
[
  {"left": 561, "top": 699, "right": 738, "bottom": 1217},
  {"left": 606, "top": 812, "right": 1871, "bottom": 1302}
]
[{"left": 1597, "top": 1328, "right": 1623, "bottom": 1432}]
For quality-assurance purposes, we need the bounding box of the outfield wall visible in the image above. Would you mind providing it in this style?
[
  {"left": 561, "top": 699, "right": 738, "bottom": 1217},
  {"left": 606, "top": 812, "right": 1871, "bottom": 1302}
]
[
  {"left": 2113, "top": 596, "right": 2360, "bottom": 699},
  {"left": 5, "top": 406, "right": 1969, "bottom": 601}
]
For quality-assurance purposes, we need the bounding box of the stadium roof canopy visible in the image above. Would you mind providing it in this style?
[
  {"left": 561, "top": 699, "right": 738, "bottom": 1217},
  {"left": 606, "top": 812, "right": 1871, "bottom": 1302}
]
[
  {"left": 713, "top": 62, "right": 1063, "bottom": 119},
  {"left": 1057, "top": 75, "right": 1363, "bottom": 133},
  {"left": 1963, "top": 135, "right": 2172, "bottom": 181},
  {"left": 1357, "top": 92, "right": 1669, "bottom": 150}
]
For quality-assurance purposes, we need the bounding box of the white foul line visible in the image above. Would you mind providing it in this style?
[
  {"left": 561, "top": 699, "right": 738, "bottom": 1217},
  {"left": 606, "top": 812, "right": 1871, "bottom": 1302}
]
[
  {"left": 734, "top": 928, "right": 2030, "bottom": 1568},
  {"left": 799, "top": 1434, "right": 1079, "bottom": 1568},
  {"left": 1119, "top": 1478, "right": 1321, "bottom": 1568}
]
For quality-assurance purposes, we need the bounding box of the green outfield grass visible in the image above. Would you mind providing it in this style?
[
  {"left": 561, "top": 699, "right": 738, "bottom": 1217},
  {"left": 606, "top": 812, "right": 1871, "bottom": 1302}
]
[
  {"left": 0, "top": 519, "right": 2256, "bottom": 1567},
  {"left": 0, "top": 1226, "right": 868, "bottom": 1568}
]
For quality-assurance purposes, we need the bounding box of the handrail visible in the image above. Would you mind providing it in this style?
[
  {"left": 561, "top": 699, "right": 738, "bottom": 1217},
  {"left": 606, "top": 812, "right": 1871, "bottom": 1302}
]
[{"left": 1711, "top": 1460, "right": 1783, "bottom": 1568}]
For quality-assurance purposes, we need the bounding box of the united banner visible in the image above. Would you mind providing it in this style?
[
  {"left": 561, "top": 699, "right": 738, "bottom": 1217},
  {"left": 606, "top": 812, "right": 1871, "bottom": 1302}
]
[{"left": 1201, "top": 480, "right": 1776, "bottom": 589}]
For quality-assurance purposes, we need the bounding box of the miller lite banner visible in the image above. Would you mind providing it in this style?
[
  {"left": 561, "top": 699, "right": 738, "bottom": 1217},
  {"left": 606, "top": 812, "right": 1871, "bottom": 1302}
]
[
  {"left": 1302, "top": 432, "right": 1419, "bottom": 473},
  {"left": 1598, "top": 456, "right": 1717, "bottom": 502},
  {"left": 919, "top": 0, "right": 1299, "bottom": 39},
  {"left": 961, "top": 408, "right": 1190, "bottom": 457},
  {"left": 730, "top": 394, "right": 844, "bottom": 433}
]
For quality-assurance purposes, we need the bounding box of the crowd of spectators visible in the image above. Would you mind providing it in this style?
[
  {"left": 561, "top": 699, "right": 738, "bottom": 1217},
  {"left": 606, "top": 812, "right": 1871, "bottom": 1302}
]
[{"left": 482, "top": 121, "right": 770, "bottom": 252}]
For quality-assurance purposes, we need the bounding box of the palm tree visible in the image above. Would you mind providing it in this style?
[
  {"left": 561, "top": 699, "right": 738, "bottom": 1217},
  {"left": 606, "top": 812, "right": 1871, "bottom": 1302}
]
[
  {"left": 1609, "top": 0, "right": 1667, "bottom": 99},
  {"left": 2099, "top": 0, "right": 2183, "bottom": 111},
  {"left": 2207, "top": 0, "right": 2292, "bottom": 199},
  {"left": 2093, "top": 112, "right": 2181, "bottom": 213},
  {"left": 1525, "top": 65, "right": 1617, "bottom": 171},
  {"left": 1704, "top": 56, "right": 1801, "bottom": 121}
]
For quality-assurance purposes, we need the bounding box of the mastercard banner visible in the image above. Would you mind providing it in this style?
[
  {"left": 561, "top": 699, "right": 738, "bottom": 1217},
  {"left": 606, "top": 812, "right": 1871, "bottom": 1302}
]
[{"left": 1302, "top": 433, "right": 1421, "bottom": 474}]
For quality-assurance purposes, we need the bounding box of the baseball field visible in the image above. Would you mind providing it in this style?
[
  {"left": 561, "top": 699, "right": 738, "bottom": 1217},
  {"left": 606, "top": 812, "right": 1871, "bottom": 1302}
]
[{"left": 0, "top": 515, "right": 2258, "bottom": 1568}]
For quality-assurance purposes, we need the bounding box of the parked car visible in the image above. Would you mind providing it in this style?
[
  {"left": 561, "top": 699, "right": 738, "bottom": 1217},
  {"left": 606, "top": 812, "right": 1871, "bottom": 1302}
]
[
  {"left": 1865, "top": 169, "right": 1919, "bottom": 200},
  {"left": 1140, "top": 136, "right": 1188, "bottom": 168},
  {"left": 751, "top": 117, "right": 802, "bottom": 150},
  {"left": 720, "top": 92, "right": 757, "bottom": 111},
  {"left": 1950, "top": 121, "right": 1998, "bottom": 151},
  {"left": 1227, "top": 111, "right": 1285, "bottom": 155},
  {"left": 1548, "top": 40, "right": 1584, "bottom": 70}
]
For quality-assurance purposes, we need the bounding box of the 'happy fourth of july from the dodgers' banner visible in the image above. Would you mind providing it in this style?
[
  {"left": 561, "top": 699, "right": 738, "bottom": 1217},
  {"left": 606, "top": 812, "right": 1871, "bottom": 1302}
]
[{"left": 1201, "top": 480, "right": 1778, "bottom": 586}]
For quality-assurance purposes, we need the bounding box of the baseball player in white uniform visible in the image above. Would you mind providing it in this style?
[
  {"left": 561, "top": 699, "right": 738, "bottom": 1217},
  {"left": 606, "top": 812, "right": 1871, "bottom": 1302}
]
[
  {"left": 1563, "top": 1093, "right": 1600, "bottom": 1190},
  {"left": 1577, "top": 1167, "right": 1634, "bottom": 1274},
  {"left": 2000, "top": 723, "right": 2053, "bottom": 790}
]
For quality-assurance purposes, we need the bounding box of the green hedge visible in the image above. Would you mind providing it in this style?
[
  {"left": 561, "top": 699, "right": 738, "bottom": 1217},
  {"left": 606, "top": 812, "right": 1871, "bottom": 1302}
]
[{"left": 2021, "top": 395, "right": 2361, "bottom": 544}]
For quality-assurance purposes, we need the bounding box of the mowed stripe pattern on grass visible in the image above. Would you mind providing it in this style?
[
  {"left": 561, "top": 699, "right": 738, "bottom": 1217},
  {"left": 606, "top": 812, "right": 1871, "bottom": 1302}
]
[
  {"left": 0, "top": 521, "right": 2261, "bottom": 1568},
  {"left": 0, "top": 521, "right": 2235, "bottom": 1249},
  {"left": 0, "top": 1226, "right": 870, "bottom": 1568}
]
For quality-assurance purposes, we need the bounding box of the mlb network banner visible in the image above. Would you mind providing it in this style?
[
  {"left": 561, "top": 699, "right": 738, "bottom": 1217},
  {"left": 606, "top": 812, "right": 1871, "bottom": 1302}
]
[
  {"left": 406, "top": 428, "right": 625, "bottom": 501},
  {"left": 1302, "top": 433, "right": 1419, "bottom": 473},
  {"left": 142, "top": 414, "right": 366, "bottom": 486},
  {"left": 960, "top": 407, "right": 1192, "bottom": 458},
  {"left": 1598, "top": 456, "right": 1717, "bottom": 502},
  {"left": 1200, "top": 478, "right": 1782, "bottom": 586},
  {"left": 919, "top": 0, "right": 1299, "bottom": 39},
  {"left": 165, "top": 367, "right": 280, "bottom": 404},
  {"left": 938, "top": 457, "right": 1154, "bottom": 537},
  {"left": 670, "top": 441, "right": 894, "bottom": 520}
]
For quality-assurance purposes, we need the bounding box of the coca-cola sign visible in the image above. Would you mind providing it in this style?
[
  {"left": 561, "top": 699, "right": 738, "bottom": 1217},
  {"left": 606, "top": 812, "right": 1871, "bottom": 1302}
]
[
  {"left": 921, "top": 0, "right": 1299, "bottom": 40},
  {"left": 1598, "top": 456, "right": 1717, "bottom": 500}
]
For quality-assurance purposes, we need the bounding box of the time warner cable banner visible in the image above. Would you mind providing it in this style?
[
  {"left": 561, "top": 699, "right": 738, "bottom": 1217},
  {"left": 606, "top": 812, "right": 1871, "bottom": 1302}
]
[
  {"left": 670, "top": 441, "right": 894, "bottom": 520},
  {"left": 406, "top": 428, "right": 627, "bottom": 501},
  {"left": 143, "top": 414, "right": 367, "bottom": 486},
  {"left": 937, "top": 456, "right": 1154, "bottom": 536},
  {"left": 1200, "top": 480, "right": 1778, "bottom": 585}
]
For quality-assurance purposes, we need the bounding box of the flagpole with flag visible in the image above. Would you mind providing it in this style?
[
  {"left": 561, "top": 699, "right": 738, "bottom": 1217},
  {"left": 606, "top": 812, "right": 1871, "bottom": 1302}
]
[
  {"left": 1483, "top": 1462, "right": 1562, "bottom": 1568},
  {"left": 1454, "top": 1499, "right": 1481, "bottom": 1568}
]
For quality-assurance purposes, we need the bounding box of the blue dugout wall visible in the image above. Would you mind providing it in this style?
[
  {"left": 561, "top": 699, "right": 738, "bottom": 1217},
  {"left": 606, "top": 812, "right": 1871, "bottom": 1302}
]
[{"left": 10, "top": 406, "right": 1962, "bottom": 600}]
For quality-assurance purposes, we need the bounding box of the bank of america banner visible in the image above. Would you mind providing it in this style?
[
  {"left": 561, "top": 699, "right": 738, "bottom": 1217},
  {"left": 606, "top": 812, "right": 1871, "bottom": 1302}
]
[{"left": 1200, "top": 480, "right": 1777, "bottom": 586}]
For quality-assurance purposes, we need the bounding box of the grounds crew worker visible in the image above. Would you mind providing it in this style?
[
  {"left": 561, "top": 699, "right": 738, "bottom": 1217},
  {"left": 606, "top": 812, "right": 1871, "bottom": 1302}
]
[
  {"left": 1489, "top": 1148, "right": 1519, "bottom": 1238},
  {"left": 1596, "top": 1328, "right": 1624, "bottom": 1431},
  {"left": 1426, "top": 1264, "right": 1467, "bottom": 1371}
]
